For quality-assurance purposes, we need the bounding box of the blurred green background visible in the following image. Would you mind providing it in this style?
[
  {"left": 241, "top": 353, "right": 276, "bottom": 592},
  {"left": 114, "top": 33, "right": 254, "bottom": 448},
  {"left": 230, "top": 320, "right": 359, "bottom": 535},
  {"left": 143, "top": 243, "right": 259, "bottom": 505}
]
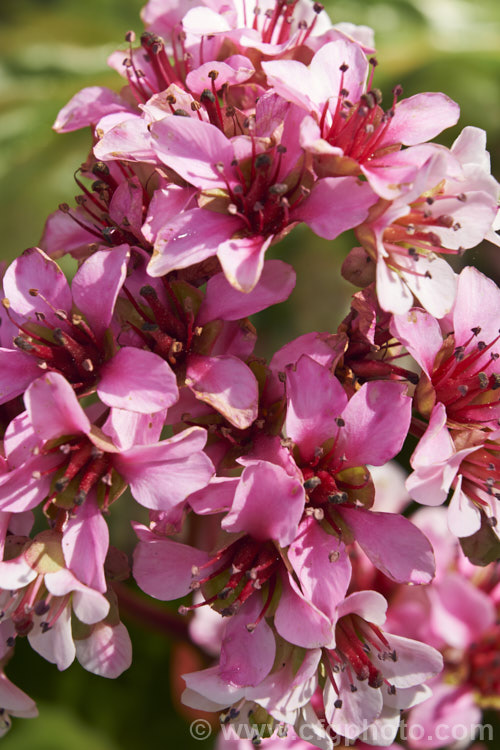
[{"left": 0, "top": 0, "right": 499, "bottom": 747}]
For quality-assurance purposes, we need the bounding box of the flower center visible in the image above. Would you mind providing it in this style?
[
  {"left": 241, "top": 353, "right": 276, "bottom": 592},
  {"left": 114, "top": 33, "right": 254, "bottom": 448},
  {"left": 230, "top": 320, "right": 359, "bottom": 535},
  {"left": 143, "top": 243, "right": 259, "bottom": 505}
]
[
  {"left": 323, "top": 613, "right": 397, "bottom": 698},
  {"left": 4, "top": 295, "right": 104, "bottom": 395},
  {"left": 431, "top": 328, "right": 500, "bottom": 426},
  {"left": 181, "top": 535, "right": 281, "bottom": 628}
]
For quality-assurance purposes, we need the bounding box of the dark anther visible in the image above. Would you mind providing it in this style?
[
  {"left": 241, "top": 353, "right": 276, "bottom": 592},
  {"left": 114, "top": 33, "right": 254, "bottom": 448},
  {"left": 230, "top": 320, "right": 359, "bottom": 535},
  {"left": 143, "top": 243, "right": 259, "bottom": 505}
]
[
  {"left": 304, "top": 476, "right": 322, "bottom": 491},
  {"left": 255, "top": 153, "right": 271, "bottom": 169},
  {"left": 34, "top": 600, "right": 50, "bottom": 616},
  {"left": 200, "top": 89, "right": 216, "bottom": 103}
]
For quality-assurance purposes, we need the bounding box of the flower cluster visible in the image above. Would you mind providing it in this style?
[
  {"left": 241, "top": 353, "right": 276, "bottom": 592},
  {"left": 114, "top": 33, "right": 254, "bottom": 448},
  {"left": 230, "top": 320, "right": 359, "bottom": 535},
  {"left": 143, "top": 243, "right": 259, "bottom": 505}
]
[{"left": 0, "top": 0, "right": 499, "bottom": 745}]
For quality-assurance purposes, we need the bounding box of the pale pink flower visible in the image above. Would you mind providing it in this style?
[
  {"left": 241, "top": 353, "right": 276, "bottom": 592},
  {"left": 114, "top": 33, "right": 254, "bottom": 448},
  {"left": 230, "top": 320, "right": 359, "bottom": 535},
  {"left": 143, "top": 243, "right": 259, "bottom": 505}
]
[
  {"left": 352, "top": 131, "right": 499, "bottom": 317},
  {"left": 263, "top": 40, "right": 460, "bottom": 198},
  {"left": 0, "top": 530, "right": 110, "bottom": 672},
  {"left": 392, "top": 265, "right": 500, "bottom": 428}
]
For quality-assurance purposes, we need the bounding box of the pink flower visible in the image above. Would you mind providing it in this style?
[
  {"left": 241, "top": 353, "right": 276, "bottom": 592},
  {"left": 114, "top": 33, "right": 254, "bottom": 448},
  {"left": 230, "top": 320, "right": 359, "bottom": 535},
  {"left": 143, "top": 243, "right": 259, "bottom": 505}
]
[
  {"left": 321, "top": 591, "right": 442, "bottom": 744},
  {"left": 0, "top": 372, "right": 213, "bottom": 590},
  {"left": 117, "top": 250, "right": 295, "bottom": 428},
  {"left": 406, "top": 403, "right": 499, "bottom": 538},
  {"left": 145, "top": 105, "right": 377, "bottom": 291},
  {"left": 0, "top": 247, "right": 179, "bottom": 414},
  {"left": 0, "top": 530, "right": 110, "bottom": 671},
  {"left": 263, "top": 40, "right": 460, "bottom": 198},
  {"left": 283, "top": 355, "right": 433, "bottom": 585},
  {"left": 352, "top": 131, "right": 499, "bottom": 317},
  {"left": 392, "top": 265, "right": 500, "bottom": 427}
]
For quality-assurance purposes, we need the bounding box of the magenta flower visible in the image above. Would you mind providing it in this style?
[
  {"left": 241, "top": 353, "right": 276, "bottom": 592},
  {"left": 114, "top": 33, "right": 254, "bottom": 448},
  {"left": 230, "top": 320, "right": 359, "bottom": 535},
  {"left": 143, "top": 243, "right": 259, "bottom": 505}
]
[
  {"left": 263, "top": 39, "right": 460, "bottom": 198},
  {"left": 143, "top": 105, "right": 377, "bottom": 291},
  {"left": 0, "top": 372, "right": 213, "bottom": 590},
  {"left": 321, "top": 591, "right": 442, "bottom": 744},
  {"left": 0, "top": 247, "right": 179, "bottom": 413},
  {"left": 283, "top": 355, "right": 434, "bottom": 584}
]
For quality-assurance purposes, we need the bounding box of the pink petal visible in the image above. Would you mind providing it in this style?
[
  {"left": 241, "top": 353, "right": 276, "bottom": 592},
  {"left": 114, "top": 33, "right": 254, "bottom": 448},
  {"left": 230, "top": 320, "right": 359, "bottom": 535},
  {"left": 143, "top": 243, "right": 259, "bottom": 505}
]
[
  {"left": 142, "top": 185, "right": 196, "bottom": 244},
  {"left": 187, "top": 477, "right": 239, "bottom": 515},
  {"left": 274, "top": 573, "right": 334, "bottom": 649},
  {"left": 186, "top": 59, "right": 254, "bottom": 95},
  {"left": 198, "top": 260, "right": 296, "bottom": 324},
  {"left": 217, "top": 234, "right": 272, "bottom": 293},
  {"left": 3, "top": 247, "right": 71, "bottom": 325},
  {"left": 0, "top": 673, "right": 37, "bottom": 717},
  {"left": 222, "top": 461, "right": 305, "bottom": 547},
  {"left": 0, "top": 556, "right": 37, "bottom": 590},
  {"left": 114, "top": 427, "right": 214, "bottom": 511},
  {"left": 381, "top": 634, "right": 443, "bottom": 688},
  {"left": 0, "top": 454, "right": 60, "bottom": 512},
  {"left": 0, "top": 349, "right": 41, "bottom": 405},
  {"left": 385, "top": 93, "right": 460, "bottom": 147},
  {"left": 28, "top": 605, "right": 75, "bottom": 670},
  {"left": 182, "top": 666, "right": 246, "bottom": 709},
  {"left": 338, "top": 590, "right": 387, "bottom": 625},
  {"left": 53, "top": 86, "right": 131, "bottom": 132},
  {"left": 98, "top": 347, "right": 178, "bottom": 414},
  {"left": 93, "top": 115, "right": 157, "bottom": 163},
  {"left": 133, "top": 532, "right": 209, "bottom": 600},
  {"left": 108, "top": 177, "right": 145, "bottom": 236},
  {"left": 4, "top": 412, "right": 41, "bottom": 468},
  {"left": 147, "top": 208, "right": 238, "bottom": 277},
  {"left": 325, "top": 668, "right": 383, "bottom": 739},
  {"left": 102, "top": 408, "right": 166, "bottom": 450},
  {"left": 71, "top": 245, "right": 129, "bottom": 341},
  {"left": 411, "top": 404, "right": 454, "bottom": 467},
  {"left": 390, "top": 309, "right": 442, "bottom": 377},
  {"left": 186, "top": 354, "right": 258, "bottom": 429},
  {"left": 39, "top": 206, "right": 100, "bottom": 259},
  {"left": 453, "top": 266, "right": 500, "bottom": 349},
  {"left": 25, "top": 372, "right": 90, "bottom": 441},
  {"left": 297, "top": 177, "right": 378, "bottom": 240},
  {"left": 62, "top": 494, "right": 109, "bottom": 594},
  {"left": 219, "top": 597, "right": 276, "bottom": 687},
  {"left": 407, "top": 683, "right": 480, "bottom": 750},
  {"left": 337, "top": 381, "right": 411, "bottom": 467},
  {"left": 337, "top": 507, "right": 435, "bottom": 584},
  {"left": 288, "top": 518, "right": 351, "bottom": 621},
  {"left": 400, "top": 255, "right": 457, "bottom": 319},
  {"left": 447, "top": 475, "right": 482, "bottom": 537},
  {"left": 429, "top": 573, "right": 495, "bottom": 649},
  {"left": 285, "top": 355, "right": 348, "bottom": 462},
  {"left": 150, "top": 116, "right": 234, "bottom": 188},
  {"left": 44, "top": 568, "right": 109, "bottom": 624},
  {"left": 75, "top": 621, "right": 132, "bottom": 678}
]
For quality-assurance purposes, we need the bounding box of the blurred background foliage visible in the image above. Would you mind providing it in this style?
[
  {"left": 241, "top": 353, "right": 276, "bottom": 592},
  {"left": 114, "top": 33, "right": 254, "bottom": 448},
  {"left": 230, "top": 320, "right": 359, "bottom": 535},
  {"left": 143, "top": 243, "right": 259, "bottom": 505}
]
[{"left": 0, "top": 0, "right": 499, "bottom": 747}]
